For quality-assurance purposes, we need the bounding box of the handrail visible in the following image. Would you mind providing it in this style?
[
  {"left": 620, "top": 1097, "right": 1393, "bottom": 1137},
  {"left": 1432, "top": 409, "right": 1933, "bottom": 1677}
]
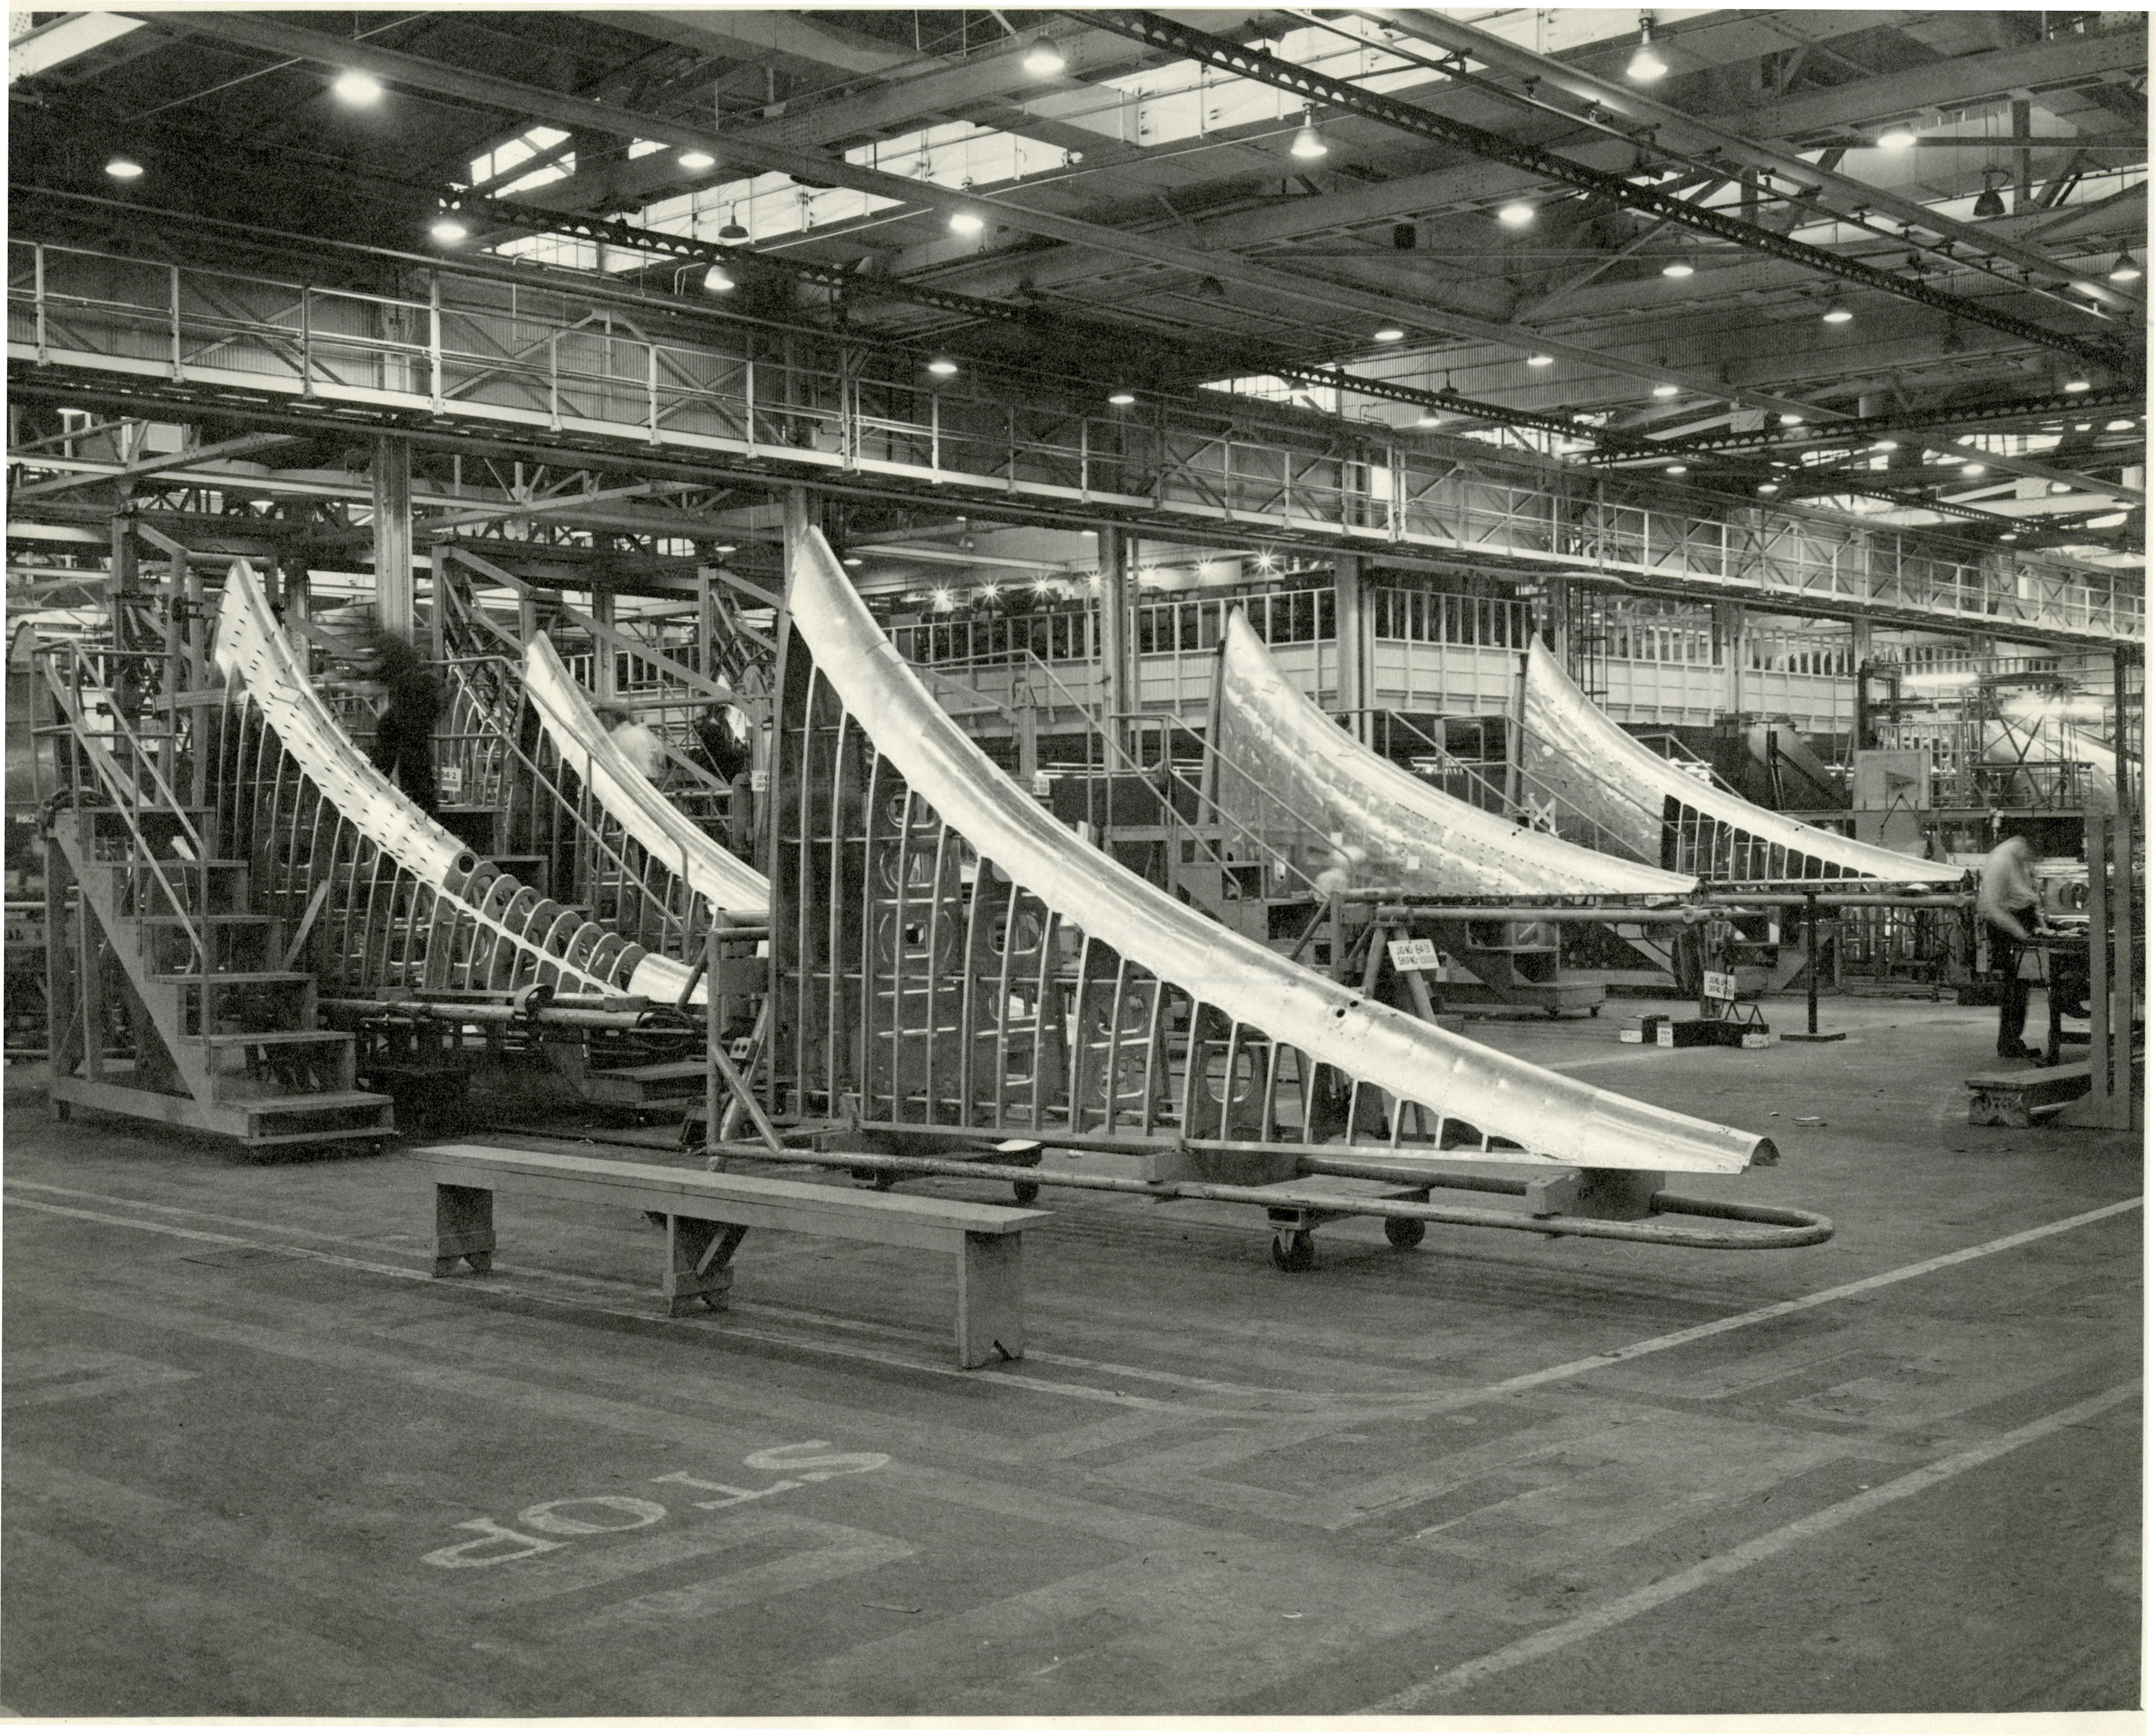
[
  {"left": 937, "top": 642, "right": 1334, "bottom": 896},
  {"left": 1328, "top": 705, "right": 1646, "bottom": 863},
  {"left": 438, "top": 659, "right": 710, "bottom": 957},
  {"left": 36, "top": 647, "right": 211, "bottom": 995}
]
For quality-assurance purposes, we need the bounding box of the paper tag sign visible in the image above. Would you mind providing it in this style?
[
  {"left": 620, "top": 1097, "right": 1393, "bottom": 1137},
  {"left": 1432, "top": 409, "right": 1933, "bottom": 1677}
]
[
  {"left": 1388, "top": 938, "right": 1441, "bottom": 971},
  {"left": 1702, "top": 970, "right": 1738, "bottom": 1004},
  {"left": 750, "top": 768, "right": 770, "bottom": 793},
  {"left": 1031, "top": 771, "right": 1053, "bottom": 796}
]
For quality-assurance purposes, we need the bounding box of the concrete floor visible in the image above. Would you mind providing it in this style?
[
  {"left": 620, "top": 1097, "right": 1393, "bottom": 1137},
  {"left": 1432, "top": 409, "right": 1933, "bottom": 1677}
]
[{"left": 2, "top": 992, "right": 2140, "bottom": 1720}]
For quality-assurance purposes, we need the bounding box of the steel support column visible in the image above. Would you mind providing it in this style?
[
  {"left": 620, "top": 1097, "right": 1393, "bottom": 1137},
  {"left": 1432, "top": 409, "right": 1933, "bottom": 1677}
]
[{"left": 371, "top": 433, "right": 413, "bottom": 638}]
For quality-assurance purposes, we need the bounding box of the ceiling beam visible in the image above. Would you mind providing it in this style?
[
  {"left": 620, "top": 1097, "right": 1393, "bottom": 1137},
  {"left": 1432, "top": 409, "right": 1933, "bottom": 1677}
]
[
  {"left": 1074, "top": 9, "right": 2130, "bottom": 368},
  {"left": 1378, "top": 10, "right": 2145, "bottom": 322},
  {"left": 150, "top": 11, "right": 1842, "bottom": 419}
]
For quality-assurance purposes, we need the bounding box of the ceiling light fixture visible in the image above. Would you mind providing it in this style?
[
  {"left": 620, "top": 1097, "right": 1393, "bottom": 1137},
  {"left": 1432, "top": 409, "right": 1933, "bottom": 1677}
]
[
  {"left": 1873, "top": 439, "right": 1899, "bottom": 452},
  {"left": 949, "top": 211, "right": 985, "bottom": 237},
  {"left": 2063, "top": 376, "right": 2091, "bottom": 392},
  {"left": 1107, "top": 389, "right": 1136, "bottom": 405},
  {"left": 1022, "top": 36, "right": 1066, "bottom": 76},
  {"left": 1415, "top": 409, "right": 1443, "bottom": 428},
  {"left": 2107, "top": 250, "right": 2141, "bottom": 283},
  {"left": 1651, "top": 382, "right": 1680, "bottom": 398},
  {"left": 927, "top": 356, "right": 959, "bottom": 377},
  {"left": 1757, "top": 481, "right": 1779, "bottom": 493},
  {"left": 842, "top": 555, "right": 865, "bottom": 568},
  {"left": 1972, "top": 169, "right": 2006, "bottom": 219},
  {"left": 701, "top": 265, "right": 734, "bottom": 293},
  {"left": 1497, "top": 200, "right": 1536, "bottom": 227},
  {"left": 2000, "top": 531, "right": 2018, "bottom": 542},
  {"left": 1780, "top": 414, "right": 1805, "bottom": 426},
  {"left": 677, "top": 148, "right": 716, "bottom": 171},
  {"left": 429, "top": 214, "right": 469, "bottom": 244},
  {"left": 1661, "top": 256, "right": 1694, "bottom": 278},
  {"left": 1525, "top": 352, "right": 1554, "bottom": 367},
  {"left": 1961, "top": 462, "right": 1985, "bottom": 477},
  {"left": 1821, "top": 298, "right": 1853, "bottom": 324},
  {"left": 1626, "top": 13, "right": 1668, "bottom": 82},
  {"left": 1289, "top": 105, "right": 1328, "bottom": 161},
  {"left": 104, "top": 154, "right": 144, "bottom": 180},
  {"left": 332, "top": 69, "right": 381, "bottom": 105},
  {"left": 717, "top": 208, "right": 748, "bottom": 240},
  {"left": 1664, "top": 463, "right": 1688, "bottom": 475},
  {"left": 1373, "top": 325, "right": 1404, "bottom": 342},
  {"left": 1876, "top": 123, "right": 1918, "bottom": 150}
]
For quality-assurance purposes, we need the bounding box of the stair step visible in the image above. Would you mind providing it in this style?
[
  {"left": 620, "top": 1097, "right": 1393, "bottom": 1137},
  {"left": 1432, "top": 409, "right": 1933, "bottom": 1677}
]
[
  {"left": 150, "top": 971, "right": 311, "bottom": 985},
  {"left": 238, "top": 1126, "right": 392, "bottom": 1151},
  {"left": 223, "top": 1089, "right": 395, "bottom": 1113},
  {"left": 192, "top": 1029, "right": 353, "bottom": 1048},
  {"left": 591, "top": 1060, "right": 707, "bottom": 1084}
]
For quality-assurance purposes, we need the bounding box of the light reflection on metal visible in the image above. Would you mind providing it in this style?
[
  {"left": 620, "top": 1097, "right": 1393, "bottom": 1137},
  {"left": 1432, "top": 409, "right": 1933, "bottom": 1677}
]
[
  {"left": 1518, "top": 639, "right": 1966, "bottom": 884},
  {"left": 210, "top": 562, "right": 698, "bottom": 1002},
  {"left": 770, "top": 525, "right": 1774, "bottom": 1176},
  {"left": 1211, "top": 611, "right": 1694, "bottom": 898}
]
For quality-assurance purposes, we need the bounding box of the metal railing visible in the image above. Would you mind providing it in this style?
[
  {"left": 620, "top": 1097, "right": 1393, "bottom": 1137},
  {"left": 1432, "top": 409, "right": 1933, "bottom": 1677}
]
[{"left": 11, "top": 235, "right": 2137, "bottom": 646}]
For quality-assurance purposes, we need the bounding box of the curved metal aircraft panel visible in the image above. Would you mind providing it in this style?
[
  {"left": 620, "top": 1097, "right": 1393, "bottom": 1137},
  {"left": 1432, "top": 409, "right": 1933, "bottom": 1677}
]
[
  {"left": 211, "top": 563, "right": 697, "bottom": 1004},
  {"left": 774, "top": 526, "right": 1773, "bottom": 1176},
  {"left": 1213, "top": 612, "right": 1694, "bottom": 899},
  {"left": 522, "top": 634, "right": 770, "bottom": 920},
  {"left": 1520, "top": 639, "right": 1962, "bottom": 884}
]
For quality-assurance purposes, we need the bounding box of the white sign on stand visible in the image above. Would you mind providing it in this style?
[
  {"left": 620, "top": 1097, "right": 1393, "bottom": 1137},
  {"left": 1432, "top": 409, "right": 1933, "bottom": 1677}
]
[
  {"left": 1388, "top": 937, "right": 1441, "bottom": 972},
  {"left": 1702, "top": 970, "right": 1738, "bottom": 1005}
]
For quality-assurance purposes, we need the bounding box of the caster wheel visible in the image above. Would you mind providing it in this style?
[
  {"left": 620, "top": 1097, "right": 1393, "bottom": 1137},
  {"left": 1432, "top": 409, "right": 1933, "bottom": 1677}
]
[
  {"left": 1013, "top": 1180, "right": 1040, "bottom": 1205},
  {"left": 1383, "top": 1216, "right": 1426, "bottom": 1249},
  {"left": 1271, "top": 1229, "right": 1315, "bottom": 1272}
]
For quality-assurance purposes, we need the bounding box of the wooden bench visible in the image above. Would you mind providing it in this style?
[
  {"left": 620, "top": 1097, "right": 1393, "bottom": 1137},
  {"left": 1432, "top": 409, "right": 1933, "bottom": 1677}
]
[{"left": 413, "top": 1143, "right": 1048, "bottom": 1367}]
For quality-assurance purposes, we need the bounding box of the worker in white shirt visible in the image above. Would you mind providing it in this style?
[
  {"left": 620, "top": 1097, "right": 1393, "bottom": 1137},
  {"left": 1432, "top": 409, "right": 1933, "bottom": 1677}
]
[
  {"left": 595, "top": 703, "right": 667, "bottom": 782},
  {"left": 1976, "top": 832, "right": 2046, "bottom": 1061}
]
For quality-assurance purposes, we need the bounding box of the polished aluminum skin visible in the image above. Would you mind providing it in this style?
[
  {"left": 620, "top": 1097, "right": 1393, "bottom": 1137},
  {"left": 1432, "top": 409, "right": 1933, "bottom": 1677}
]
[
  {"left": 1519, "top": 638, "right": 1964, "bottom": 883},
  {"left": 522, "top": 634, "right": 770, "bottom": 920},
  {"left": 1213, "top": 611, "right": 1694, "bottom": 898},
  {"left": 211, "top": 563, "right": 698, "bottom": 1004},
  {"left": 780, "top": 526, "right": 1772, "bottom": 1175}
]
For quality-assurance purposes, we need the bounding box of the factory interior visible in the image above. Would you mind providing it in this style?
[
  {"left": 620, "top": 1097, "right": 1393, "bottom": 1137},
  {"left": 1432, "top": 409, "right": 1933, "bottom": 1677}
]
[{"left": 2, "top": 4, "right": 2145, "bottom": 1723}]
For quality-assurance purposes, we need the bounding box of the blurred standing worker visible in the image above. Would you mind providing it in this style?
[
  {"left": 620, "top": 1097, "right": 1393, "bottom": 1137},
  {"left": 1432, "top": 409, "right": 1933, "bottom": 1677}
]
[
  {"left": 596, "top": 702, "right": 667, "bottom": 781},
  {"left": 363, "top": 625, "right": 443, "bottom": 817},
  {"left": 1976, "top": 831, "right": 2045, "bottom": 1061},
  {"left": 691, "top": 704, "right": 752, "bottom": 787}
]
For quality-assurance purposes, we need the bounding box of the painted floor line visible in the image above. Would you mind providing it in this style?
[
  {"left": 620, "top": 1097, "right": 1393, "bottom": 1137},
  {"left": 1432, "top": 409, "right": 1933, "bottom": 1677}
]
[
  {"left": 0, "top": 1193, "right": 1179, "bottom": 1411},
  {"left": 1490, "top": 1195, "right": 2143, "bottom": 1395},
  {"left": 1364, "top": 1379, "right": 2142, "bottom": 1713},
  {"left": 7, "top": 1189, "right": 2140, "bottom": 1419}
]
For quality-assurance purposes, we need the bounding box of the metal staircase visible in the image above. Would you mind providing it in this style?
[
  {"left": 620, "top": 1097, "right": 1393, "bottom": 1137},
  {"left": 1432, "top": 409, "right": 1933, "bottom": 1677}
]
[{"left": 36, "top": 645, "right": 394, "bottom": 1153}]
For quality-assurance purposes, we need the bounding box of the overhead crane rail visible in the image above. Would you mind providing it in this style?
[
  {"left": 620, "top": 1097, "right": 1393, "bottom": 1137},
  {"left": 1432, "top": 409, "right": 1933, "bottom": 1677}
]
[{"left": 7, "top": 235, "right": 2138, "bottom": 648}]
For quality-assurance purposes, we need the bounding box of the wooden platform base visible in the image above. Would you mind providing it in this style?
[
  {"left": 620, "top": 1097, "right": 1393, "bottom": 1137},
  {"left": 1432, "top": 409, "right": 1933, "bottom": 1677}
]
[{"left": 1964, "top": 1064, "right": 2093, "bottom": 1128}]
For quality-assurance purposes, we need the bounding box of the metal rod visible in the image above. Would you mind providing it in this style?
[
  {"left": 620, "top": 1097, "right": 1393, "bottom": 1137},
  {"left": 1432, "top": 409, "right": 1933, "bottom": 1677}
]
[
  {"left": 696, "top": 1142, "right": 1833, "bottom": 1249},
  {"left": 317, "top": 997, "right": 682, "bottom": 1031}
]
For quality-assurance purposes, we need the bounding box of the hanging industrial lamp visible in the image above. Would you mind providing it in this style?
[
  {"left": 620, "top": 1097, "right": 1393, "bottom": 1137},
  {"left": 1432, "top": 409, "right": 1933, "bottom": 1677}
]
[
  {"left": 2107, "top": 250, "right": 2141, "bottom": 283},
  {"left": 1022, "top": 36, "right": 1066, "bottom": 76},
  {"left": 1289, "top": 105, "right": 1328, "bottom": 160},
  {"left": 1972, "top": 169, "right": 2006, "bottom": 218},
  {"left": 1626, "top": 15, "right": 1668, "bottom": 82}
]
